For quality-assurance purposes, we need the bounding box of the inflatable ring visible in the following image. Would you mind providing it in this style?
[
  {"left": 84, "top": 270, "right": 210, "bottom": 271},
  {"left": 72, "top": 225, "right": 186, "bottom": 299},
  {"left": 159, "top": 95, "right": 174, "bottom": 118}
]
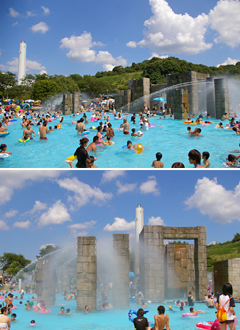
[
  {"left": 37, "top": 309, "right": 51, "bottom": 313},
  {"left": 102, "top": 141, "right": 115, "bottom": 145},
  {"left": 182, "top": 313, "right": 198, "bottom": 317},
  {"left": 66, "top": 155, "right": 77, "bottom": 161},
  {"left": 0, "top": 153, "right": 11, "bottom": 159},
  {"left": 0, "top": 132, "right": 10, "bottom": 137},
  {"left": 223, "top": 162, "right": 240, "bottom": 168},
  {"left": 149, "top": 124, "right": 155, "bottom": 127},
  {"left": 80, "top": 131, "right": 90, "bottom": 136},
  {"left": 18, "top": 138, "right": 30, "bottom": 143},
  {"left": 196, "top": 321, "right": 214, "bottom": 330},
  {"left": 122, "top": 145, "right": 134, "bottom": 150}
]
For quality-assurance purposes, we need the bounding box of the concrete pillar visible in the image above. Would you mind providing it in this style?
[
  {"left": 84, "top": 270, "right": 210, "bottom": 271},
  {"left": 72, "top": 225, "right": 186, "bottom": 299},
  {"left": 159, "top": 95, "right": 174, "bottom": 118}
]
[
  {"left": 77, "top": 236, "right": 97, "bottom": 311},
  {"left": 214, "top": 78, "right": 229, "bottom": 119},
  {"left": 206, "top": 77, "right": 215, "bottom": 117},
  {"left": 72, "top": 92, "right": 80, "bottom": 114},
  {"left": 18, "top": 279, "right": 22, "bottom": 291},
  {"left": 35, "top": 259, "right": 56, "bottom": 305},
  {"left": 62, "top": 94, "right": 72, "bottom": 115},
  {"left": 173, "top": 88, "right": 189, "bottom": 120},
  {"left": 189, "top": 72, "right": 199, "bottom": 116},
  {"left": 194, "top": 226, "right": 207, "bottom": 301},
  {"left": 112, "top": 234, "right": 130, "bottom": 308},
  {"left": 139, "top": 226, "right": 165, "bottom": 302}
]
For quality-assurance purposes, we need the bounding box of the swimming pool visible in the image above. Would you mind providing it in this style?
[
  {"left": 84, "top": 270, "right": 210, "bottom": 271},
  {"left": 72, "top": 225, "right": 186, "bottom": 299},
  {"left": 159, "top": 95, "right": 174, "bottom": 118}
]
[
  {"left": 0, "top": 113, "right": 239, "bottom": 168},
  {"left": 4, "top": 293, "right": 240, "bottom": 330}
]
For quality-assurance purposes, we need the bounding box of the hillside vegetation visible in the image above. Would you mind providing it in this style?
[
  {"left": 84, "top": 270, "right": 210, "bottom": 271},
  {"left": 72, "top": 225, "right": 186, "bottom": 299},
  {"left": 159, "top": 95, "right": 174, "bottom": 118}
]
[
  {"left": 207, "top": 233, "right": 240, "bottom": 271},
  {"left": 1, "top": 56, "right": 240, "bottom": 102}
]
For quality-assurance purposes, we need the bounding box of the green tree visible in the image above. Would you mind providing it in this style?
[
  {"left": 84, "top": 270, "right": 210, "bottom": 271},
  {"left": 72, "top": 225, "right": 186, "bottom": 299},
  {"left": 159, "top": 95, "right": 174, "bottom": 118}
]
[
  {"left": 51, "top": 75, "right": 79, "bottom": 93},
  {"left": 6, "top": 84, "right": 33, "bottom": 101},
  {"left": 0, "top": 71, "right": 17, "bottom": 103},
  {"left": 21, "top": 74, "right": 36, "bottom": 87},
  {"left": 232, "top": 233, "right": 240, "bottom": 243},
  {"left": 32, "top": 80, "right": 61, "bottom": 101},
  {"left": 0, "top": 253, "right": 31, "bottom": 276},
  {"left": 37, "top": 245, "right": 60, "bottom": 259}
]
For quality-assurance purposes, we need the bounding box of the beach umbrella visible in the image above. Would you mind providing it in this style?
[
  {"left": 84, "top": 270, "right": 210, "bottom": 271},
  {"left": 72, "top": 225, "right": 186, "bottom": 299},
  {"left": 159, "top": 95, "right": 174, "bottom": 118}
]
[
  {"left": 129, "top": 272, "right": 139, "bottom": 278},
  {"left": 153, "top": 97, "right": 166, "bottom": 102},
  {"left": 25, "top": 99, "right": 34, "bottom": 103}
]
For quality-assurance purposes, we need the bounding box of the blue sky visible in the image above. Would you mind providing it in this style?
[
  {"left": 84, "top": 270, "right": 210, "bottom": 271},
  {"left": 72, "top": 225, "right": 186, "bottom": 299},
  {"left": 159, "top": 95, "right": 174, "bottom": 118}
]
[
  {"left": 0, "top": 169, "right": 240, "bottom": 261},
  {"left": 0, "top": 0, "right": 240, "bottom": 77}
]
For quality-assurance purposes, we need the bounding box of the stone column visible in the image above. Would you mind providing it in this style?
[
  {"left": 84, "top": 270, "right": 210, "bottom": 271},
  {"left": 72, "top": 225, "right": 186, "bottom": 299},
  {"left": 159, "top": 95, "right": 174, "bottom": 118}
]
[
  {"left": 72, "top": 92, "right": 80, "bottom": 114},
  {"left": 139, "top": 226, "right": 165, "bottom": 302},
  {"left": 35, "top": 258, "right": 56, "bottom": 305},
  {"left": 77, "top": 236, "right": 97, "bottom": 311},
  {"left": 188, "top": 71, "right": 199, "bottom": 116},
  {"left": 173, "top": 89, "right": 189, "bottom": 119},
  {"left": 194, "top": 226, "right": 207, "bottom": 301},
  {"left": 206, "top": 77, "right": 215, "bottom": 117},
  {"left": 214, "top": 78, "right": 229, "bottom": 119},
  {"left": 62, "top": 94, "right": 72, "bottom": 115},
  {"left": 112, "top": 234, "right": 129, "bottom": 308}
]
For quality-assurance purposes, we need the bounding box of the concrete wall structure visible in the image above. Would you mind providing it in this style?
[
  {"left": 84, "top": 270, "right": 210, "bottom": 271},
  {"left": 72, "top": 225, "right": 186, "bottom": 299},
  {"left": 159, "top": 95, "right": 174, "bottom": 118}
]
[
  {"left": 62, "top": 94, "right": 72, "bottom": 115},
  {"left": 214, "top": 259, "right": 240, "bottom": 299},
  {"left": 35, "top": 259, "right": 56, "bottom": 305},
  {"left": 112, "top": 234, "right": 130, "bottom": 308},
  {"left": 215, "top": 78, "right": 230, "bottom": 119},
  {"left": 77, "top": 236, "right": 97, "bottom": 311},
  {"left": 165, "top": 244, "right": 195, "bottom": 299},
  {"left": 139, "top": 226, "right": 207, "bottom": 302},
  {"left": 206, "top": 77, "right": 215, "bottom": 118}
]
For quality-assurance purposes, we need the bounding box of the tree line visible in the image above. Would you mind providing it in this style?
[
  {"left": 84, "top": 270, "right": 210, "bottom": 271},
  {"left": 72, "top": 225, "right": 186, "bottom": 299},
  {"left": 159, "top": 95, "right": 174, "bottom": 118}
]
[{"left": 1, "top": 56, "right": 240, "bottom": 103}]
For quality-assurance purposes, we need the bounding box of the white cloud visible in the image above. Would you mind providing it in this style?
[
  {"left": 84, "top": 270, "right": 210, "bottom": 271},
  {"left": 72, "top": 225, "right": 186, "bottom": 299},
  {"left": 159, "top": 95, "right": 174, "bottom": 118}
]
[
  {"left": 31, "top": 22, "right": 49, "bottom": 34},
  {"left": 148, "top": 53, "right": 169, "bottom": 60},
  {"left": 116, "top": 181, "right": 137, "bottom": 194},
  {"left": 29, "top": 201, "right": 47, "bottom": 214},
  {"left": 148, "top": 216, "right": 165, "bottom": 225},
  {"left": 12, "top": 21, "right": 18, "bottom": 27},
  {"left": 140, "top": 176, "right": 159, "bottom": 195},
  {"left": 13, "top": 220, "right": 31, "bottom": 229},
  {"left": 185, "top": 177, "right": 240, "bottom": 224},
  {"left": 57, "top": 177, "right": 113, "bottom": 211},
  {"left": 208, "top": 241, "right": 217, "bottom": 246},
  {"left": 41, "top": 6, "right": 50, "bottom": 15},
  {"left": 40, "top": 69, "right": 47, "bottom": 74},
  {"left": 0, "top": 220, "right": 9, "bottom": 231},
  {"left": 126, "top": 41, "right": 137, "bottom": 48},
  {"left": 217, "top": 57, "right": 240, "bottom": 67},
  {"left": 60, "top": 32, "right": 127, "bottom": 70},
  {"left": 4, "top": 209, "right": 18, "bottom": 218},
  {"left": 26, "top": 11, "right": 36, "bottom": 17},
  {"left": 68, "top": 220, "right": 96, "bottom": 237},
  {"left": 209, "top": 0, "right": 240, "bottom": 48},
  {"left": 60, "top": 32, "right": 96, "bottom": 62},
  {"left": 37, "top": 200, "right": 71, "bottom": 227},
  {"left": 104, "top": 217, "right": 135, "bottom": 232},
  {"left": 130, "top": 0, "right": 212, "bottom": 55},
  {"left": 9, "top": 8, "right": 19, "bottom": 18},
  {"left": 101, "top": 170, "right": 125, "bottom": 182},
  {"left": 5, "top": 57, "right": 46, "bottom": 73},
  {"left": 0, "top": 171, "right": 61, "bottom": 205}
]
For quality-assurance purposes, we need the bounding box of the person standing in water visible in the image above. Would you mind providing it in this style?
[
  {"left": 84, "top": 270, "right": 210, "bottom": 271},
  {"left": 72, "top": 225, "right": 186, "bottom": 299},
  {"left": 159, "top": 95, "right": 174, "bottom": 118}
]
[
  {"left": 152, "top": 305, "right": 171, "bottom": 330},
  {"left": 39, "top": 121, "right": 49, "bottom": 140}
]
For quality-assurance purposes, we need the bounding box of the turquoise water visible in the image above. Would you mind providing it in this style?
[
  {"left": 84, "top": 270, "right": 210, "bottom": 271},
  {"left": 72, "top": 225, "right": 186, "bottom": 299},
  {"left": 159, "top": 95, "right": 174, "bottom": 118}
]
[
  {"left": 3, "top": 293, "right": 240, "bottom": 330},
  {"left": 0, "top": 113, "right": 239, "bottom": 168}
]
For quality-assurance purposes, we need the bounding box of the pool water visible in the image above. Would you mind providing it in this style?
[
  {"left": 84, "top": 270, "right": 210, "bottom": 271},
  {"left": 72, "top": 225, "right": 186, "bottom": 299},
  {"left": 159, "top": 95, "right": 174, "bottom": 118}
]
[
  {"left": 0, "top": 113, "right": 239, "bottom": 168},
  {"left": 5, "top": 293, "right": 240, "bottom": 330}
]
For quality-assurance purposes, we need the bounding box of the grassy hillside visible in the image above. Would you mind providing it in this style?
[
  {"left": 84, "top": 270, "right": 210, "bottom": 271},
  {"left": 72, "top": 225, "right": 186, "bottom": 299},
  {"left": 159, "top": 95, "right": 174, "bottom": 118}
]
[
  {"left": 98, "top": 71, "right": 143, "bottom": 90},
  {"left": 207, "top": 239, "right": 240, "bottom": 271}
]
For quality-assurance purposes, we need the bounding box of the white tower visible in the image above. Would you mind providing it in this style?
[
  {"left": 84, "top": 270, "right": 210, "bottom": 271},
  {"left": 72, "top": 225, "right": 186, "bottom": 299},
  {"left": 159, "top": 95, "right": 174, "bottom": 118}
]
[
  {"left": 18, "top": 41, "right": 26, "bottom": 85},
  {"left": 135, "top": 204, "right": 144, "bottom": 242}
]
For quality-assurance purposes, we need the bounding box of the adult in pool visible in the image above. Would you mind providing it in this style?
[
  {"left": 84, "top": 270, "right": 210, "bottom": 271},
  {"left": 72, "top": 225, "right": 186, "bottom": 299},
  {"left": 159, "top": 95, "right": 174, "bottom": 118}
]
[
  {"left": 133, "top": 308, "right": 149, "bottom": 330},
  {"left": 189, "top": 307, "right": 205, "bottom": 314},
  {"left": 206, "top": 294, "right": 214, "bottom": 308},
  {"left": 22, "top": 123, "right": 35, "bottom": 141},
  {"left": 74, "top": 138, "right": 91, "bottom": 168},
  {"left": 151, "top": 152, "right": 164, "bottom": 168},
  {"left": 152, "top": 305, "right": 171, "bottom": 330},
  {"left": 0, "top": 307, "right": 11, "bottom": 329},
  {"left": 39, "top": 121, "right": 49, "bottom": 140},
  {"left": 215, "top": 283, "right": 236, "bottom": 330},
  {"left": 123, "top": 118, "right": 130, "bottom": 135},
  {"left": 104, "top": 123, "right": 114, "bottom": 139},
  {"left": 86, "top": 136, "right": 99, "bottom": 152},
  {"left": 75, "top": 118, "right": 85, "bottom": 134},
  {"left": 0, "top": 122, "right": 8, "bottom": 133}
]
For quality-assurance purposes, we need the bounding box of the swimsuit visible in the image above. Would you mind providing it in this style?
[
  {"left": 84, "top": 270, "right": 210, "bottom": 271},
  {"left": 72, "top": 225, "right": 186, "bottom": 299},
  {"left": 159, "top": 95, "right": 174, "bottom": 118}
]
[{"left": 40, "top": 137, "right": 47, "bottom": 140}]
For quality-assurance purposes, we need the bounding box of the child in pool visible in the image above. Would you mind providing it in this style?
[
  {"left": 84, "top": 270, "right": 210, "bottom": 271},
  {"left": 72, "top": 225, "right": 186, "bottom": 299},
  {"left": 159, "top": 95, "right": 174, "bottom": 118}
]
[
  {"left": 0, "top": 144, "right": 12, "bottom": 155},
  {"left": 11, "top": 313, "right": 17, "bottom": 321},
  {"left": 103, "top": 136, "right": 114, "bottom": 145},
  {"left": 126, "top": 141, "right": 135, "bottom": 150},
  {"left": 59, "top": 306, "right": 65, "bottom": 314},
  {"left": 202, "top": 151, "right": 210, "bottom": 168},
  {"left": 187, "top": 127, "right": 193, "bottom": 134},
  {"left": 66, "top": 308, "right": 74, "bottom": 315},
  {"left": 226, "top": 154, "right": 240, "bottom": 166},
  {"left": 151, "top": 152, "right": 164, "bottom": 168}
]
